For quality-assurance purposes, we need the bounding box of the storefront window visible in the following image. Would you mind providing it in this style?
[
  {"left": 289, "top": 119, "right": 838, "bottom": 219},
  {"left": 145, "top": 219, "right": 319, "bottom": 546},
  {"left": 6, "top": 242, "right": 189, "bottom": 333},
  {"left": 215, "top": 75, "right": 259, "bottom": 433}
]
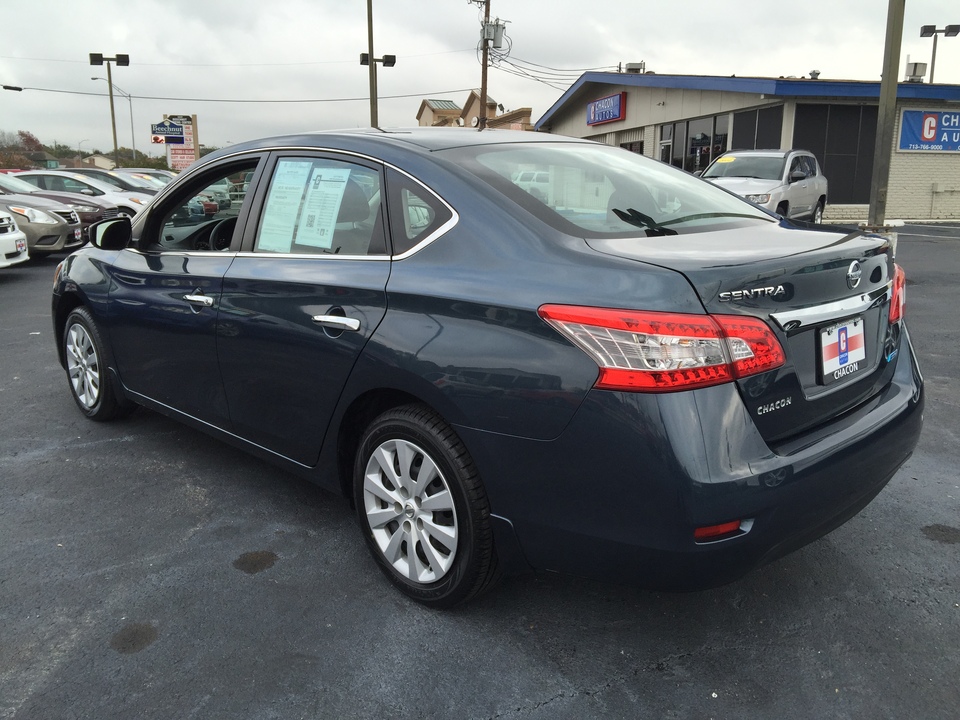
[
  {"left": 685, "top": 117, "right": 713, "bottom": 173},
  {"left": 713, "top": 115, "right": 729, "bottom": 159},
  {"left": 671, "top": 123, "right": 686, "bottom": 170}
]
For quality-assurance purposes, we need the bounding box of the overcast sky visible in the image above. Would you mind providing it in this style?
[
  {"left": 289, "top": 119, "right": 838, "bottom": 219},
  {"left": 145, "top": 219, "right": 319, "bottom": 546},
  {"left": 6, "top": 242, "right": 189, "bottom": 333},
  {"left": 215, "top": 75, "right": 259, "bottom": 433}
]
[{"left": 1, "top": 0, "right": 957, "bottom": 156}]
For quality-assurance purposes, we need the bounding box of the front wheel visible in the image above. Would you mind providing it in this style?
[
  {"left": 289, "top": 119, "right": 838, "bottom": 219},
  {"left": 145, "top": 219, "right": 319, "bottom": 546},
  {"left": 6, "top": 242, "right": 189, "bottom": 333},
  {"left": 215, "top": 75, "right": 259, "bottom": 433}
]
[
  {"left": 353, "top": 404, "right": 499, "bottom": 608},
  {"left": 62, "top": 307, "right": 133, "bottom": 421}
]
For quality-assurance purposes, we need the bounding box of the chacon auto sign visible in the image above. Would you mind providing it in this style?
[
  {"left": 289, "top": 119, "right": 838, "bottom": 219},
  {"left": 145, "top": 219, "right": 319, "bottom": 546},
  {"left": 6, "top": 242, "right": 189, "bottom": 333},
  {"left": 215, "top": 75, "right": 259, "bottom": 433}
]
[
  {"left": 899, "top": 109, "right": 960, "bottom": 152},
  {"left": 586, "top": 92, "right": 627, "bottom": 126}
]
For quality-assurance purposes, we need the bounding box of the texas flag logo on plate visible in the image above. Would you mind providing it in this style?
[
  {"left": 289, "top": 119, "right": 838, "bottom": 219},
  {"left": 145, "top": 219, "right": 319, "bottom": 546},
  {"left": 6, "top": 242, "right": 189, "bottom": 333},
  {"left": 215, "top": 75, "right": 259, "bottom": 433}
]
[{"left": 820, "top": 316, "right": 866, "bottom": 382}]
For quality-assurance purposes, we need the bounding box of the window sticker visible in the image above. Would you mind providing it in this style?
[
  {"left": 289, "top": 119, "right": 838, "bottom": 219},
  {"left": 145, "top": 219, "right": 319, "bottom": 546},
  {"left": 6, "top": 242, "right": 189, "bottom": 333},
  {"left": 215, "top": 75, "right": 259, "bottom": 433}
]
[
  {"left": 296, "top": 167, "right": 352, "bottom": 249},
  {"left": 716, "top": 156, "right": 735, "bottom": 163},
  {"left": 258, "top": 160, "right": 313, "bottom": 253}
]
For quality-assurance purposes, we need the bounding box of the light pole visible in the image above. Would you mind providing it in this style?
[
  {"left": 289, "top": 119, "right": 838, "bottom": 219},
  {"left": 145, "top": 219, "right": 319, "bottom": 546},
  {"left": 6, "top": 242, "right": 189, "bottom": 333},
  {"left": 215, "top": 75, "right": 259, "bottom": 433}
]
[
  {"left": 88, "top": 53, "right": 129, "bottom": 167},
  {"left": 920, "top": 24, "right": 960, "bottom": 83},
  {"left": 92, "top": 77, "right": 136, "bottom": 163},
  {"left": 77, "top": 139, "right": 89, "bottom": 168},
  {"left": 360, "top": 0, "right": 395, "bottom": 127}
]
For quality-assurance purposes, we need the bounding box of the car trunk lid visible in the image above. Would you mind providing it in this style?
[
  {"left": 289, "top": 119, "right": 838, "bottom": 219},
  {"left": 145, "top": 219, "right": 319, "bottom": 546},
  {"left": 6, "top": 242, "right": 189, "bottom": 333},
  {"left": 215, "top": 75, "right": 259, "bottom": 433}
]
[{"left": 586, "top": 222, "right": 900, "bottom": 443}]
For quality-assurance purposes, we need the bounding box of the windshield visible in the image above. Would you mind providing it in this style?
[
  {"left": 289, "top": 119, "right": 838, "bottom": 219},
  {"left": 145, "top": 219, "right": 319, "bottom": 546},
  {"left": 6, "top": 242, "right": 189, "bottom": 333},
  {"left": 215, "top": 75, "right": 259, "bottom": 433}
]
[
  {"left": 702, "top": 155, "right": 785, "bottom": 180},
  {"left": 0, "top": 173, "right": 41, "bottom": 194},
  {"left": 442, "top": 142, "right": 773, "bottom": 238}
]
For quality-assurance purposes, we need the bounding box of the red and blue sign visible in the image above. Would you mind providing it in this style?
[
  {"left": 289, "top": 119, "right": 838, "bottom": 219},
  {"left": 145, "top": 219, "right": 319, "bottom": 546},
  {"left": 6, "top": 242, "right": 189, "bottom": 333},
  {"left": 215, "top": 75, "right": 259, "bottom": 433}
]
[
  {"left": 587, "top": 92, "right": 627, "bottom": 126},
  {"left": 899, "top": 110, "right": 960, "bottom": 152}
]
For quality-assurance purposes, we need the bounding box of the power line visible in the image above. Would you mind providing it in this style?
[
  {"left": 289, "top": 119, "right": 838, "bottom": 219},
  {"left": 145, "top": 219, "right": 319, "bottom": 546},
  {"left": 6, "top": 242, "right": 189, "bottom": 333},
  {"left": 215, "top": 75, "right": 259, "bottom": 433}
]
[
  {"left": 0, "top": 49, "right": 475, "bottom": 69},
  {"left": 11, "top": 86, "right": 475, "bottom": 104}
]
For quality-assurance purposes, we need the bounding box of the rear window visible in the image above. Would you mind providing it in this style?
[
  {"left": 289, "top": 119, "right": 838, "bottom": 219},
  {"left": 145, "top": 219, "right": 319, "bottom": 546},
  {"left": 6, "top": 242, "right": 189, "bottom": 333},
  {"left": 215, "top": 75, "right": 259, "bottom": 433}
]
[{"left": 441, "top": 142, "right": 772, "bottom": 239}]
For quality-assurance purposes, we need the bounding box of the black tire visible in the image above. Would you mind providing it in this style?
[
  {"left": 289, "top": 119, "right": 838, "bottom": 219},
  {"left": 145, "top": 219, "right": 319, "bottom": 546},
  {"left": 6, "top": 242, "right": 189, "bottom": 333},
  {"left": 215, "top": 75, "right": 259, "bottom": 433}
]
[
  {"left": 62, "top": 307, "right": 133, "bottom": 421},
  {"left": 117, "top": 207, "right": 135, "bottom": 218},
  {"left": 353, "top": 404, "right": 499, "bottom": 608},
  {"left": 776, "top": 201, "right": 789, "bottom": 217},
  {"left": 812, "top": 200, "right": 824, "bottom": 224}
]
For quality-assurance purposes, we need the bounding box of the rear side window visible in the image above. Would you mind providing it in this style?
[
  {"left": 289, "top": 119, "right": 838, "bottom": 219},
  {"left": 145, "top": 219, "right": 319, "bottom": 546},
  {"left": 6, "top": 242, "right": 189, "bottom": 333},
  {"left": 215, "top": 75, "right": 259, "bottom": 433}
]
[{"left": 385, "top": 168, "right": 453, "bottom": 256}]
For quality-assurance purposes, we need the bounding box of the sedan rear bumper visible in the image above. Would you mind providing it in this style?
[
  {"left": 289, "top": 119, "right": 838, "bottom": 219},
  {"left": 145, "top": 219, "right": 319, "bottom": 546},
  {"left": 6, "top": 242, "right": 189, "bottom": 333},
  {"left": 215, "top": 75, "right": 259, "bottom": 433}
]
[{"left": 457, "top": 326, "right": 923, "bottom": 591}]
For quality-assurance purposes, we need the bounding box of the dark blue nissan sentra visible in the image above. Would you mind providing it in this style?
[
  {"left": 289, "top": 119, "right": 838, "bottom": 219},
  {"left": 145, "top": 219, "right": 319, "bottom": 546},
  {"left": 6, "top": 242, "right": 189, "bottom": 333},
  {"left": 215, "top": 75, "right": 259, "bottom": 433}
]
[{"left": 52, "top": 128, "right": 923, "bottom": 608}]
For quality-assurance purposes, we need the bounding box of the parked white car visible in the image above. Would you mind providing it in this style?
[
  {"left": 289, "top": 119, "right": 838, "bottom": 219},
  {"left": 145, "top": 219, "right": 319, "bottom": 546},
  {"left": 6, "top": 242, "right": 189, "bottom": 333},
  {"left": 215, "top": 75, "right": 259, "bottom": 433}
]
[
  {"left": 14, "top": 171, "right": 153, "bottom": 218},
  {"left": 0, "top": 210, "right": 29, "bottom": 269},
  {"left": 700, "top": 149, "right": 828, "bottom": 223}
]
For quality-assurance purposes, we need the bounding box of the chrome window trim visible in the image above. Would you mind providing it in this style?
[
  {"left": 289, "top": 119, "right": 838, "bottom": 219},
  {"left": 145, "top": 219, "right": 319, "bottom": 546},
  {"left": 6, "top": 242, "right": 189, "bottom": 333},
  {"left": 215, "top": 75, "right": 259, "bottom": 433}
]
[
  {"left": 172, "top": 145, "right": 459, "bottom": 260},
  {"left": 769, "top": 282, "right": 891, "bottom": 330},
  {"left": 235, "top": 251, "right": 389, "bottom": 261}
]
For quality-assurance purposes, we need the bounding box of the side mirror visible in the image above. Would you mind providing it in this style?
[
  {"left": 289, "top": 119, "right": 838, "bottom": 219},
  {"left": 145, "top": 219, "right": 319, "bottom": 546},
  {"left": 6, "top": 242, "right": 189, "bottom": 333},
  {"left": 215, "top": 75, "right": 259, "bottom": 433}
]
[
  {"left": 693, "top": 170, "right": 703, "bottom": 177},
  {"left": 89, "top": 216, "right": 132, "bottom": 250},
  {"left": 789, "top": 170, "right": 806, "bottom": 183},
  {"left": 80, "top": 188, "right": 95, "bottom": 196}
]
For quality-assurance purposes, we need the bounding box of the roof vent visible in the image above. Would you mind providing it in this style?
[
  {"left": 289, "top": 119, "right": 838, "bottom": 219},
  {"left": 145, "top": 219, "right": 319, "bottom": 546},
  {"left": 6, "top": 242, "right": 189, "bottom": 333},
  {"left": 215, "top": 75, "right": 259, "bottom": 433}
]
[
  {"left": 624, "top": 61, "right": 646, "bottom": 74},
  {"left": 809, "top": 69, "right": 821, "bottom": 79},
  {"left": 904, "top": 61, "right": 927, "bottom": 83}
]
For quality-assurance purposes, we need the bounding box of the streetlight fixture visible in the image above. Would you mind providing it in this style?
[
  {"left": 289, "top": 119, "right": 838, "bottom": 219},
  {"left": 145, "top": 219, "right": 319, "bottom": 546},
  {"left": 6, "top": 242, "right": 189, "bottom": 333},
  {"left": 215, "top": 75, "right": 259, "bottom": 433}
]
[
  {"left": 77, "top": 139, "right": 89, "bottom": 169},
  {"left": 92, "top": 77, "right": 136, "bottom": 163},
  {"left": 920, "top": 24, "right": 960, "bottom": 83},
  {"left": 360, "top": 0, "right": 395, "bottom": 127},
  {"left": 88, "top": 52, "right": 129, "bottom": 167}
]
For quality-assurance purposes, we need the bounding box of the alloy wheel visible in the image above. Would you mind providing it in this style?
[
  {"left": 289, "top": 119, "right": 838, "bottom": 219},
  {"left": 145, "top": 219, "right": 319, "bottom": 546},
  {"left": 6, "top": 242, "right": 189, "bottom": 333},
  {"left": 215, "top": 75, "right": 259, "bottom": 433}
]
[
  {"left": 65, "top": 322, "right": 100, "bottom": 409},
  {"left": 362, "top": 438, "right": 459, "bottom": 584}
]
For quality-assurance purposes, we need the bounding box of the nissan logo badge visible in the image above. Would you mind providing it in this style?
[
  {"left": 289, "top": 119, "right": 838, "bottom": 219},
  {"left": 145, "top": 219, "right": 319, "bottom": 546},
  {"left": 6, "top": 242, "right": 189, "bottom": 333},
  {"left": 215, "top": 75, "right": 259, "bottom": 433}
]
[{"left": 846, "top": 261, "right": 862, "bottom": 289}]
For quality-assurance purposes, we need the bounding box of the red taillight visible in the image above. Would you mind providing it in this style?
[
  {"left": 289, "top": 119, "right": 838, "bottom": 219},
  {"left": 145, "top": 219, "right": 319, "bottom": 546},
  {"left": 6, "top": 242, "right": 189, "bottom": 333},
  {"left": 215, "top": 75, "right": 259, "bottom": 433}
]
[
  {"left": 694, "top": 520, "right": 742, "bottom": 541},
  {"left": 538, "top": 305, "right": 785, "bottom": 393},
  {"left": 889, "top": 264, "right": 906, "bottom": 324}
]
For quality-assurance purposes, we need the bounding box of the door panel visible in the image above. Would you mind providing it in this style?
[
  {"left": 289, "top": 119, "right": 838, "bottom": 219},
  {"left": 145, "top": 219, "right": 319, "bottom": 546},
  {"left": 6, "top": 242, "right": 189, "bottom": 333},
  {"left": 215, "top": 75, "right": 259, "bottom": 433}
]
[
  {"left": 107, "top": 250, "right": 234, "bottom": 426},
  {"left": 218, "top": 257, "right": 389, "bottom": 465},
  {"left": 217, "top": 153, "right": 390, "bottom": 465}
]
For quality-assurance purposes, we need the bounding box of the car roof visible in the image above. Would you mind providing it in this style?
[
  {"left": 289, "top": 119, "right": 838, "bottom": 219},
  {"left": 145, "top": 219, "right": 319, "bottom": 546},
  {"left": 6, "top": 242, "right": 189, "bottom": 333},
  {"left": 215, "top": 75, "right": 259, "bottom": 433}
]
[
  {"left": 205, "top": 127, "right": 589, "bottom": 161},
  {"left": 722, "top": 149, "right": 810, "bottom": 158}
]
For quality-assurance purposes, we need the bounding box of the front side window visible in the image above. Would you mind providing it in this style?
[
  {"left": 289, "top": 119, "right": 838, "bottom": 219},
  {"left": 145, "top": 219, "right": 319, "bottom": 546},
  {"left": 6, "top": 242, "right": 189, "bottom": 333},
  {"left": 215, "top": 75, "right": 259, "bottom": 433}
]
[
  {"left": 143, "top": 160, "right": 259, "bottom": 252},
  {"left": 254, "top": 158, "right": 385, "bottom": 256}
]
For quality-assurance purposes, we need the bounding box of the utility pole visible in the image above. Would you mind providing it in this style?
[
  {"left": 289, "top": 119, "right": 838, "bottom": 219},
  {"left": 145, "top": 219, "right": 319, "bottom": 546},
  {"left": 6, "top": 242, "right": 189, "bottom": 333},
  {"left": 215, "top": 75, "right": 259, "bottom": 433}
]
[
  {"left": 361, "top": 0, "right": 395, "bottom": 128},
  {"left": 478, "top": 0, "right": 491, "bottom": 129},
  {"left": 866, "top": 0, "right": 905, "bottom": 229},
  {"left": 89, "top": 53, "right": 129, "bottom": 168},
  {"left": 367, "top": 0, "right": 378, "bottom": 127}
]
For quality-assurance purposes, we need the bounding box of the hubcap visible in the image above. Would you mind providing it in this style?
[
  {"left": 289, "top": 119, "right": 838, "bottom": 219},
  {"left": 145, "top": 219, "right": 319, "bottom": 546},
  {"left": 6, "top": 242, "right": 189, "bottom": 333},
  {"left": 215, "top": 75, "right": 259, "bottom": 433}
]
[
  {"left": 65, "top": 323, "right": 100, "bottom": 409},
  {"left": 362, "top": 438, "right": 458, "bottom": 584}
]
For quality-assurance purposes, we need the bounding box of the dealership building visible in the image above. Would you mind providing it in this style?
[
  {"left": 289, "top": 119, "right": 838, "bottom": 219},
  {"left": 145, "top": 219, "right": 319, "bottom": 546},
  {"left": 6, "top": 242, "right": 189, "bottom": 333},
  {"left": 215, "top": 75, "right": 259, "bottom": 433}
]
[{"left": 535, "top": 72, "right": 960, "bottom": 220}]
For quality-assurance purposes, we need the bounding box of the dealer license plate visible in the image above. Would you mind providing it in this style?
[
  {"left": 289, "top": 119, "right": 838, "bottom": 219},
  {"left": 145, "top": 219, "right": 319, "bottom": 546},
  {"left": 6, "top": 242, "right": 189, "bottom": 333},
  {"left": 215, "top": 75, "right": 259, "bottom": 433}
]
[
  {"left": 819, "top": 316, "right": 866, "bottom": 385},
  {"left": 74, "top": 228, "right": 82, "bottom": 241}
]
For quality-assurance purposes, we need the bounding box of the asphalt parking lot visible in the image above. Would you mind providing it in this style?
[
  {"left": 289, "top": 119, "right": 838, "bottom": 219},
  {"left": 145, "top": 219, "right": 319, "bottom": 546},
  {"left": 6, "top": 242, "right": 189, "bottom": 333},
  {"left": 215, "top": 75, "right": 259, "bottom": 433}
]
[{"left": 1, "top": 225, "right": 958, "bottom": 720}]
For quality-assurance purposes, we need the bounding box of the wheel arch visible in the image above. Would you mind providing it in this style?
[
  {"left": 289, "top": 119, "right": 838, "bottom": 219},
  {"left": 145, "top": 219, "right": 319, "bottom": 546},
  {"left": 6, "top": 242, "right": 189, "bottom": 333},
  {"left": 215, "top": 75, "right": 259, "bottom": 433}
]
[
  {"left": 334, "top": 388, "right": 435, "bottom": 503},
  {"left": 53, "top": 292, "right": 86, "bottom": 367}
]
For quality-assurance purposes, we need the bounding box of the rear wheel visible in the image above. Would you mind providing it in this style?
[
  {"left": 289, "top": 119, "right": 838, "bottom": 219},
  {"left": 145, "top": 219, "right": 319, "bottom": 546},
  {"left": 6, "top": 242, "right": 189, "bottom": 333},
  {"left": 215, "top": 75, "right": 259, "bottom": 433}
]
[
  {"left": 812, "top": 200, "right": 824, "bottom": 224},
  {"left": 353, "top": 404, "right": 499, "bottom": 608},
  {"left": 62, "top": 307, "right": 133, "bottom": 421}
]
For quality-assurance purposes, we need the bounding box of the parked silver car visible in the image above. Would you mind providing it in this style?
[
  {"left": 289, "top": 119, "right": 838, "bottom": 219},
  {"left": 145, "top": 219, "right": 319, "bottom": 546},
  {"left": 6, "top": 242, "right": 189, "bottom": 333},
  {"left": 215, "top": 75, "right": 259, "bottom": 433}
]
[
  {"left": 0, "top": 192, "right": 82, "bottom": 255},
  {"left": 701, "top": 149, "right": 828, "bottom": 223},
  {"left": 14, "top": 171, "right": 152, "bottom": 218}
]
